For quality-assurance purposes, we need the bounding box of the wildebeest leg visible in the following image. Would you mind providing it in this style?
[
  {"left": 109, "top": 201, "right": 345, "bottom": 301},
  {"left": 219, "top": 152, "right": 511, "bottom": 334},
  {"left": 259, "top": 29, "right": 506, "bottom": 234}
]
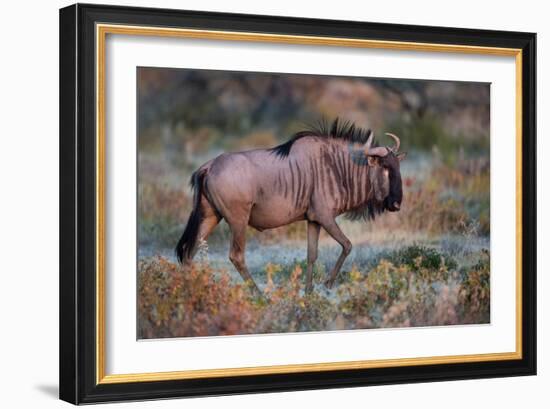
[
  {"left": 317, "top": 219, "right": 352, "bottom": 289},
  {"left": 228, "top": 223, "right": 263, "bottom": 297},
  {"left": 182, "top": 196, "right": 221, "bottom": 264},
  {"left": 189, "top": 214, "right": 220, "bottom": 259},
  {"left": 305, "top": 221, "right": 321, "bottom": 294},
  {"left": 195, "top": 194, "right": 221, "bottom": 250}
]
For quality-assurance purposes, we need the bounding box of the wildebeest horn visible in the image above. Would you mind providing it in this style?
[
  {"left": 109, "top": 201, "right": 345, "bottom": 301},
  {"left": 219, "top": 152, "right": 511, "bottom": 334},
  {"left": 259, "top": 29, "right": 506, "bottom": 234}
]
[
  {"left": 363, "top": 132, "right": 388, "bottom": 157},
  {"left": 385, "top": 132, "right": 400, "bottom": 152},
  {"left": 364, "top": 131, "right": 375, "bottom": 150}
]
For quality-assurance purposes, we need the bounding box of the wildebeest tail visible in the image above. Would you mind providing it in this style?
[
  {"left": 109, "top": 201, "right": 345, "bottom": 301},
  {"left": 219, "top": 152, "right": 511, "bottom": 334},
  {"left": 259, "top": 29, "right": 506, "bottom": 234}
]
[{"left": 175, "top": 168, "right": 207, "bottom": 263}]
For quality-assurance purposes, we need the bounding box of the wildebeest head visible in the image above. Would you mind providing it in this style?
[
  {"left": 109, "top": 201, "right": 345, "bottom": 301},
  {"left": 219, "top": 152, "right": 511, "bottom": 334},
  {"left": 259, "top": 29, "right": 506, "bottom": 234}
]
[{"left": 364, "top": 133, "right": 407, "bottom": 212}]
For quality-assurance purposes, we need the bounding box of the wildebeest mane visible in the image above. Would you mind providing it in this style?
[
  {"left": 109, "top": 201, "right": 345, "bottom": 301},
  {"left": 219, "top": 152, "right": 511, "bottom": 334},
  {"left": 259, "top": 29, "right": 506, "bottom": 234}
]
[{"left": 271, "top": 117, "right": 373, "bottom": 158}]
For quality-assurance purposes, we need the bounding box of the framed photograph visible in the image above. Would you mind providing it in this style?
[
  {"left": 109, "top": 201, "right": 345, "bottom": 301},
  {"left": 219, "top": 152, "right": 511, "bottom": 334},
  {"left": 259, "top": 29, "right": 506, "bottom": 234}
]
[{"left": 59, "top": 3, "right": 536, "bottom": 404}]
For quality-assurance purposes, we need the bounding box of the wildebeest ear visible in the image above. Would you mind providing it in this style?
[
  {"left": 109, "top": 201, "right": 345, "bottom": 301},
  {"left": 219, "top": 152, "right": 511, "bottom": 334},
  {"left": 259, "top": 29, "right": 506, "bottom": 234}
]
[
  {"left": 397, "top": 152, "right": 407, "bottom": 161},
  {"left": 367, "top": 156, "right": 379, "bottom": 166}
]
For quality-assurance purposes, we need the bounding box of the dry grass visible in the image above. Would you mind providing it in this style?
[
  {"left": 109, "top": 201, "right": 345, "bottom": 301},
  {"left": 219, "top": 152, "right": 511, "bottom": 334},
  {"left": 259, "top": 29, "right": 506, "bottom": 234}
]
[{"left": 138, "top": 247, "right": 490, "bottom": 339}]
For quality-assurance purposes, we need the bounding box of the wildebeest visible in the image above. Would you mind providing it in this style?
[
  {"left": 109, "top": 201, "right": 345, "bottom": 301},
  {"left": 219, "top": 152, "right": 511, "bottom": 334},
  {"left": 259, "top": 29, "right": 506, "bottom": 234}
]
[{"left": 176, "top": 119, "right": 406, "bottom": 295}]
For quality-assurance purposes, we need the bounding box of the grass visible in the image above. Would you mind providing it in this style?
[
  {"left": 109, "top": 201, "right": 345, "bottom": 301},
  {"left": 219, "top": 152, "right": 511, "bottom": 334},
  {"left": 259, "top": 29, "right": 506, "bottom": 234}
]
[{"left": 138, "top": 246, "right": 490, "bottom": 339}]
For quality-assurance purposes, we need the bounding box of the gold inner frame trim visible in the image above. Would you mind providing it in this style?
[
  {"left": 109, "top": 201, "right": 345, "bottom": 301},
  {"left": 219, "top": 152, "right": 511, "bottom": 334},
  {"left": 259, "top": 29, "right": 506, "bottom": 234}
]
[{"left": 95, "top": 23, "right": 523, "bottom": 385}]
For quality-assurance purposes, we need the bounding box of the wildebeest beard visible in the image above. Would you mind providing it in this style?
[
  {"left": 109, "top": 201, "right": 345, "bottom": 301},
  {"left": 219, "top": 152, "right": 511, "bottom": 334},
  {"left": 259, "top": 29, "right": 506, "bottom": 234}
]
[{"left": 344, "top": 198, "right": 387, "bottom": 221}]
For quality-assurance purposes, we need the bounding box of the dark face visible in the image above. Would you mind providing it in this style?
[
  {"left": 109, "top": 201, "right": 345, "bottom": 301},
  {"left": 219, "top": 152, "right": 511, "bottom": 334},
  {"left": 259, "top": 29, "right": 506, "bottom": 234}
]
[{"left": 379, "top": 152, "right": 405, "bottom": 212}]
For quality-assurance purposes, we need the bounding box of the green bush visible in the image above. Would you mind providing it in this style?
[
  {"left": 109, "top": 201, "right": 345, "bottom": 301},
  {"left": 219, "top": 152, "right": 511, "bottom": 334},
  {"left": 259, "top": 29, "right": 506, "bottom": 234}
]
[{"left": 379, "top": 245, "right": 458, "bottom": 271}]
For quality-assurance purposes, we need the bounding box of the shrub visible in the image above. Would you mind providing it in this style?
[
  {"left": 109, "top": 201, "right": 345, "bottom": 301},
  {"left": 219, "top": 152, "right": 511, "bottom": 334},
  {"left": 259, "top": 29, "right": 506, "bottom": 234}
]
[
  {"left": 383, "top": 245, "right": 458, "bottom": 271},
  {"left": 137, "top": 250, "right": 490, "bottom": 338},
  {"left": 258, "top": 264, "right": 337, "bottom": 333},
  {"left": 138, "top": 257, "right": 260, "bottom": 338},
  {"left": 458, "top": 250, "right": 490, "bottom": 323}
]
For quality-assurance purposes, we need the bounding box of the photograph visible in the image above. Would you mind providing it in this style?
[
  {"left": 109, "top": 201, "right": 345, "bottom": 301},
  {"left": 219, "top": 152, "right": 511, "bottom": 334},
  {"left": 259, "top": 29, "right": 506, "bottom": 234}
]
[
  {"left": 55, "top": 3, "right": 537, "bottom": 404},
  {"left": 137, "top": 67, "right": 491, "bottom": 339}
]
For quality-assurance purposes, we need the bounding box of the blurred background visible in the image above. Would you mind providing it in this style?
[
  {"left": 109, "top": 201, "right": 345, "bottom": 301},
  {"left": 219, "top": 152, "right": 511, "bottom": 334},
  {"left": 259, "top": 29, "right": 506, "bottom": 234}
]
[
  {"left": 137, "top": 67, "right": 491, "bottom": 338},
  {"left": 138, "top": 67, "right": 489, "bottom": 161}
]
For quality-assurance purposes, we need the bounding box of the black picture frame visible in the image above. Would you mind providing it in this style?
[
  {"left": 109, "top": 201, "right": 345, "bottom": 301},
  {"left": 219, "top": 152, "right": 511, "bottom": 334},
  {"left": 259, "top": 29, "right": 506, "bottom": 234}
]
[{"left": 59, "top": 3, "right": 536, "bottom": 404}]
